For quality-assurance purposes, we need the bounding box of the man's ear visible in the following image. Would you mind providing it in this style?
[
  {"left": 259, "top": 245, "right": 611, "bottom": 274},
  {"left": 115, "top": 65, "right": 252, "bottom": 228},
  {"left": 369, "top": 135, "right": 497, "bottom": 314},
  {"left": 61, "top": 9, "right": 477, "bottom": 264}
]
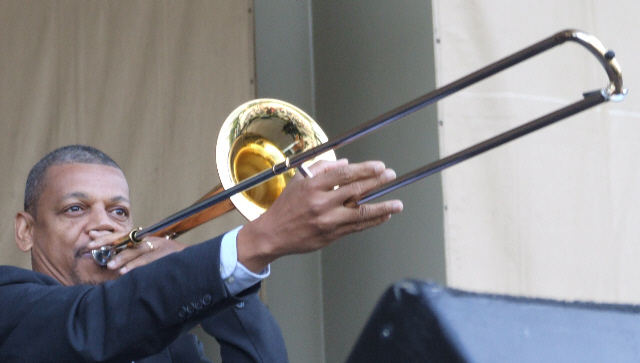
[{"left": 15, "top": 212, "right": 35, "bottom": 252}]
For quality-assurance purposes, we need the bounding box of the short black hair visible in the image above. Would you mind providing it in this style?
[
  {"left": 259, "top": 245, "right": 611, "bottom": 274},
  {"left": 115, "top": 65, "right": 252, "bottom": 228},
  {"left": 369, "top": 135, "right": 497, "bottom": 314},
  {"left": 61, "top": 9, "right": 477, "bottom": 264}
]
[{"left": 24, "top": 145, "right": 121, "bottom": 216}]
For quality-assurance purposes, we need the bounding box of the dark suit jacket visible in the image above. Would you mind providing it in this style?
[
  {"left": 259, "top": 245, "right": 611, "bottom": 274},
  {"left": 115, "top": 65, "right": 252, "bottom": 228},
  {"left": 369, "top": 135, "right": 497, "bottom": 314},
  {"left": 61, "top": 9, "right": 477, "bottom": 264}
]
[{"left": 0, "top": 235, "right": 288, "bottom": 362}]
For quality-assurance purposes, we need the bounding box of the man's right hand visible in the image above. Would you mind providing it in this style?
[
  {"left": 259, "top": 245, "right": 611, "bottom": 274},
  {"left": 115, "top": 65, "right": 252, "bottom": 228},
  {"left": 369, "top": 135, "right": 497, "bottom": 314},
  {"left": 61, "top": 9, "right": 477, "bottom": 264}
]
[
  {"left": 87, "top": 233, "right": 186, "bottom": 275},
  {"left": 236, "top": 159, "right": 403, "bottom": 273}
]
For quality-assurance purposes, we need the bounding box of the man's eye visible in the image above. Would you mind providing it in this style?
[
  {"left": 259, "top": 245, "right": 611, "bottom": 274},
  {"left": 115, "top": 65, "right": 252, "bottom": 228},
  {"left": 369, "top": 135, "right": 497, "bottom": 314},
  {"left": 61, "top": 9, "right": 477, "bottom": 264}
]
[
  {"left": 66, "top": 205, "right": 82, "bottom": 213},
  {"left": 112, "top": 208, "right": 129, "bottom": 217}
]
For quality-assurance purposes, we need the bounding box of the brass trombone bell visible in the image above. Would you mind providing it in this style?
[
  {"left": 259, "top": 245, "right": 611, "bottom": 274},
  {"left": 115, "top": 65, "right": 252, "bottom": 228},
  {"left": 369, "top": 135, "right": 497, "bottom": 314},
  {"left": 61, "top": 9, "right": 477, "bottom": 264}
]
[{"left": 217, "top": 99, "right": 336, "bottom": 221}]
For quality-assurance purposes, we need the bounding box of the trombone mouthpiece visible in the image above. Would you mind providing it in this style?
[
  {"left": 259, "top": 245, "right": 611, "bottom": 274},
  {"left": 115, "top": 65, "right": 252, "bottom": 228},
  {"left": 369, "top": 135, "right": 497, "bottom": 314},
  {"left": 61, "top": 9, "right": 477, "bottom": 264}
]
[{"left": 91, "top": 247, "right": 115, "bottom": 266}]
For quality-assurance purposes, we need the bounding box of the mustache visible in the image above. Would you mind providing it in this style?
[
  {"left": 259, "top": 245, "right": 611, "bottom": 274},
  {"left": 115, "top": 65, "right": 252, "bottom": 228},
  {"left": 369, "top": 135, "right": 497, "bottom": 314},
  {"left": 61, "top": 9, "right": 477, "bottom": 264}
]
[{"left": 73, "top": 244, "right": 92, "bottom": 259}]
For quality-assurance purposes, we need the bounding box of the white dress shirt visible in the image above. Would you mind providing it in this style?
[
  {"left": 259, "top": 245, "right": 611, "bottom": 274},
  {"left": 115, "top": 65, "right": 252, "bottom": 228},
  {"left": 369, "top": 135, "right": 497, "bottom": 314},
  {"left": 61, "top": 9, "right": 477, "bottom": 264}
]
[{"left": 219, "top": 226, "right": 270, "bottom": 295}]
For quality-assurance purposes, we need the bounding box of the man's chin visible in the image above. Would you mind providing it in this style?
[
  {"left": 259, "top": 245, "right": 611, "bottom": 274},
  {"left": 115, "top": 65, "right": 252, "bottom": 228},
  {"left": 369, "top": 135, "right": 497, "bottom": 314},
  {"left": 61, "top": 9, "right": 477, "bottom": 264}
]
[{"left": 73, "top": 257, "right": 120, "bottom": 285}]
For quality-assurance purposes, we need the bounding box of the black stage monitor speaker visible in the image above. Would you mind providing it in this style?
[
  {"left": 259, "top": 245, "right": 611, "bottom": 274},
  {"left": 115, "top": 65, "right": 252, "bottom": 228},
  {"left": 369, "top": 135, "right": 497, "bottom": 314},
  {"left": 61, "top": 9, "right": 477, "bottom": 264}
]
[{"left": 347, "top": 280, "right": 640, "bottom": 362}]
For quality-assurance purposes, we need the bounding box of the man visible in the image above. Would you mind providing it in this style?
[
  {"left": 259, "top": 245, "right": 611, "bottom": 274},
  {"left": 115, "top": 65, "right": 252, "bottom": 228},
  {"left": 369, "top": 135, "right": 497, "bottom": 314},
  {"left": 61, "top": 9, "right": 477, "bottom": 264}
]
[{"left": 1, "top": 145, "right": 402, "bottom": 362}]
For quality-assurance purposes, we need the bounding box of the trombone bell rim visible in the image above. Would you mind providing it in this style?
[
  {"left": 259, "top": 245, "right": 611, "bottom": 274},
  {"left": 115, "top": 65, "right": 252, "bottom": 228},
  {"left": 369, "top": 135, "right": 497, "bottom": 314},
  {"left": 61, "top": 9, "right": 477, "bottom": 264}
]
[{"left": 216, "top": 98, "right": 336, "bottom": 221}]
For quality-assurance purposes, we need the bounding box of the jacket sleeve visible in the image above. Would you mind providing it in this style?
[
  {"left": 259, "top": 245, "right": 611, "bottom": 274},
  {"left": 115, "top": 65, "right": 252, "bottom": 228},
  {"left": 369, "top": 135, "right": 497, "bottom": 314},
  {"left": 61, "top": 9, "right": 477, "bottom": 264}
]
[
  {"left": 0, "top": 235, "right": 246, "bottom": 363},
  {"left": 200, "top": 287, "right": 289, "bottom": 363}
]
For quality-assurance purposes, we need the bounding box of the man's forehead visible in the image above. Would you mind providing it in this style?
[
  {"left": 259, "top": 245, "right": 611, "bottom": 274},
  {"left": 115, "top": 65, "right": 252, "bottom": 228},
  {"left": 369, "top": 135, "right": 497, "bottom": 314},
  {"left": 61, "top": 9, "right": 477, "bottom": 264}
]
[
  {"left": 43, "top": 163, "right": 130, "bottom": 199},
  {"left": 59, "top": 191, "right": 131, "bottom": 204}
]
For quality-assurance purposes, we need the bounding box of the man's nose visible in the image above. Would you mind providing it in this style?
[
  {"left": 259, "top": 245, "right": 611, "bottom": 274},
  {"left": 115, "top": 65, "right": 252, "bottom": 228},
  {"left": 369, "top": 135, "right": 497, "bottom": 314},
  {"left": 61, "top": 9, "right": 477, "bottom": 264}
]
[{"left": 86, "top": 208, "right": 117, "bottom": 235}]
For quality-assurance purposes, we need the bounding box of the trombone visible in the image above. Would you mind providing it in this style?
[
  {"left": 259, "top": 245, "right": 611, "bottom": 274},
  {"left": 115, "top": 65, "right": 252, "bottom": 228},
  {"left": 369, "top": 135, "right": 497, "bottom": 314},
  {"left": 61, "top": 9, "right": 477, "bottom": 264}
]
[{"left": 92, "top": 29, "right": 626, "bottom": 266}]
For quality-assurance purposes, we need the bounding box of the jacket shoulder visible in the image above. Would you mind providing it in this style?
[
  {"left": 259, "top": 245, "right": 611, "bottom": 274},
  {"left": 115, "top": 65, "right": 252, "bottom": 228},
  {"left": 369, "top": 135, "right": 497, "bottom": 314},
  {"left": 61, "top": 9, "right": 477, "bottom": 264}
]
[{"left": 0, "top": 266, "right": 59, "bottom": 286}]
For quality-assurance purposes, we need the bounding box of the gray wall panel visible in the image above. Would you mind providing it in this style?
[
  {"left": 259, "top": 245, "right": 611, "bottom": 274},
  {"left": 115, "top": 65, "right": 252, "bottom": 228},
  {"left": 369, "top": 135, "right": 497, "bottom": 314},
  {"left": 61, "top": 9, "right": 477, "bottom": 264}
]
[{"left": 312, "top": 1, "right": 444, "bottom": 361}]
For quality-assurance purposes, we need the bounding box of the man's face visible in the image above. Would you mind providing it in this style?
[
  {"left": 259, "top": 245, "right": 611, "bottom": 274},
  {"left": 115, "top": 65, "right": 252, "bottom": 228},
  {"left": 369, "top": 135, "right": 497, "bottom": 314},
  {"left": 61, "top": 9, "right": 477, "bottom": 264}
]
[{"left": 26, "top": 163, "right": 133, "bottom": 285}]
